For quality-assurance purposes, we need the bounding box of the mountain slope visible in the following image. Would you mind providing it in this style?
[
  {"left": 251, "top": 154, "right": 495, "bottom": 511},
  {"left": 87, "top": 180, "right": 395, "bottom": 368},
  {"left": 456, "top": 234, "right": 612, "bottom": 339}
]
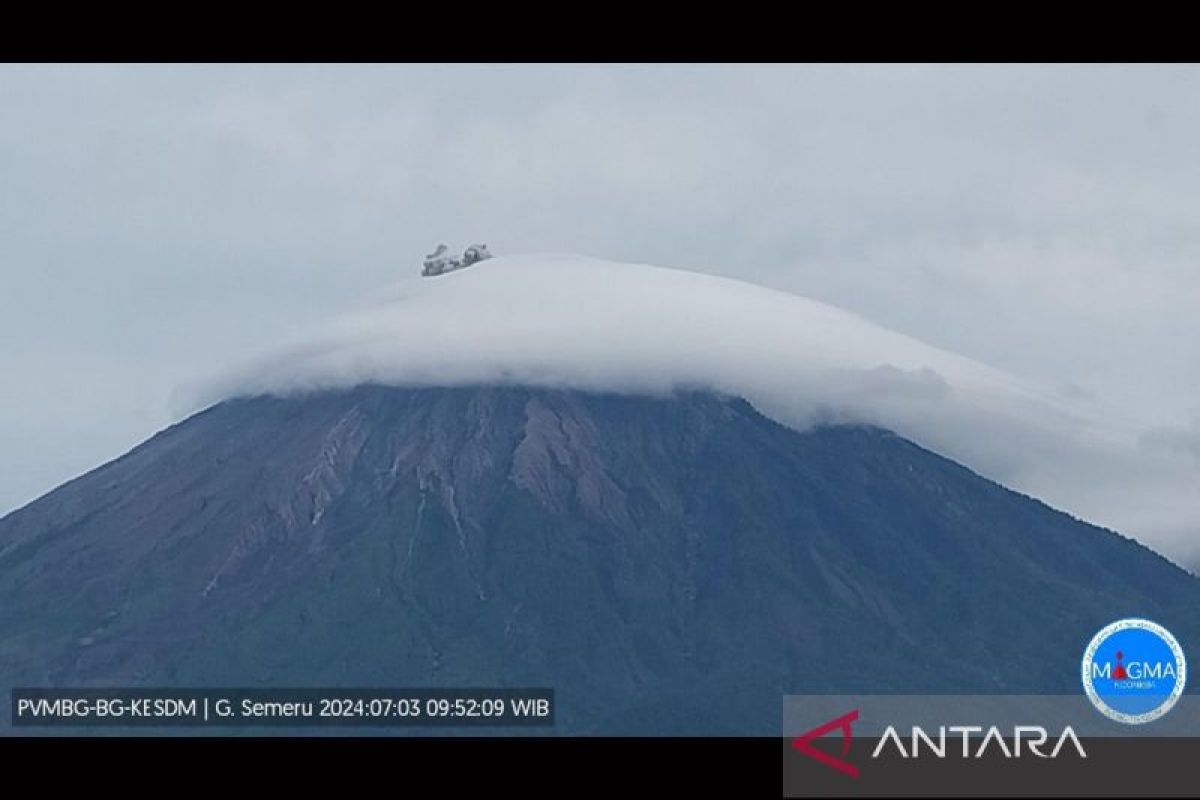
[{"left": 1, "top": 385, "right": 1197, "bottom": 733}]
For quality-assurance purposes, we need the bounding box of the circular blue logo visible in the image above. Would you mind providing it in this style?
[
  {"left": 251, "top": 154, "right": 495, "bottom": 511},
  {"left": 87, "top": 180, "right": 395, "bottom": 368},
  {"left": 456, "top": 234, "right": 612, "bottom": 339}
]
[{"left": 1081, "top": 618, "right": 1187, "bottom": 724}]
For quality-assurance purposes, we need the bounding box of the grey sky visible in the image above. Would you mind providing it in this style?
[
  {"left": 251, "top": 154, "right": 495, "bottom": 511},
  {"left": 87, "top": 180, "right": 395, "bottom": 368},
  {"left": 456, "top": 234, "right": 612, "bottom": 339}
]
[{"left": 2, "top": 64, "right": 1199, "bottom": 564}]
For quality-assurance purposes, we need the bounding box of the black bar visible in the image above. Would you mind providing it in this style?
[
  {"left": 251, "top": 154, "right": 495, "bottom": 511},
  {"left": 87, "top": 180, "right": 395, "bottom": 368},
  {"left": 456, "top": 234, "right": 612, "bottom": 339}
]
[{"left": 783, "top": 736, "right": 1200, "bottom": 798}]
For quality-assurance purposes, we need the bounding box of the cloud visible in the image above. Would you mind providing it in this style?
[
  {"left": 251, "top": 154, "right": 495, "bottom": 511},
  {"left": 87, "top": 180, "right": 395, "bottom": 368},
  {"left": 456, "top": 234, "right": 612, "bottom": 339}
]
[
  {"left": 192, "top": 253, "right": 1030, "bottom": 411},
  {"left": 188, "top": 253, "right": 1200, "bottom": 565},
  {"left": 1140, "top": 421, "right": 1200, "bottom": 464}
]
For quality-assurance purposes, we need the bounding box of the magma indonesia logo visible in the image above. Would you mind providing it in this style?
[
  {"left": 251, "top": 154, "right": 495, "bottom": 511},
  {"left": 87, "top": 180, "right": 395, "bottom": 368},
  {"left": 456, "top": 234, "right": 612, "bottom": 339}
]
[{"left": 1082, "top": 618, "right": 1187, "bottom": 725}]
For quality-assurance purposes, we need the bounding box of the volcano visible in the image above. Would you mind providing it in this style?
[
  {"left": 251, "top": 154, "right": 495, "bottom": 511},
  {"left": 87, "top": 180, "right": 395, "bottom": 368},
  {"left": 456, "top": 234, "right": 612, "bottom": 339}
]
[{"left": 1, "top": 384, "right": 1196, "bottom": 733}]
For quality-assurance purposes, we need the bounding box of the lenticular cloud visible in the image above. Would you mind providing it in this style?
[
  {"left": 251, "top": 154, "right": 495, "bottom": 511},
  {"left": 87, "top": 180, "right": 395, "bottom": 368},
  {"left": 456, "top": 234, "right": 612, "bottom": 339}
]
[
  {"left": 192, "top": 253, "right": 1196, "bottom": 562},
  {"left": 202, "top": 254, "right": 1034, "bottom": 399}
]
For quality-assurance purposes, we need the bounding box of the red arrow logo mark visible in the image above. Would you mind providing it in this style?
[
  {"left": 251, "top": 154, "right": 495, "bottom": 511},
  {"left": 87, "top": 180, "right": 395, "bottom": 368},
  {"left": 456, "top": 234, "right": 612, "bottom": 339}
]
[{"left": 790, "top": 709, "right": 860, "bottom": 779}]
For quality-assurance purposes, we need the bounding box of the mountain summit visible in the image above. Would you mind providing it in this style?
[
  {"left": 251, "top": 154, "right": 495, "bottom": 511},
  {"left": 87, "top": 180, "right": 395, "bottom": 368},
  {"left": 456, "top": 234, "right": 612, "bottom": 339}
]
[
  {"left": 192, "top": 253, "right": 1165, "bottom": 560},
  {"left": 1, "top": 385, "right": 1196, "bottom": 732}
]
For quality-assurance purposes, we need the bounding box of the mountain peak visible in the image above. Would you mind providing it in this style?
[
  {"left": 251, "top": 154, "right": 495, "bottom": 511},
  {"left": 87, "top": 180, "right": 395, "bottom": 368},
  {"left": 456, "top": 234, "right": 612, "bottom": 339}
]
[{"left": 191, "top": 254, "right": 1090, "bottom": 523}]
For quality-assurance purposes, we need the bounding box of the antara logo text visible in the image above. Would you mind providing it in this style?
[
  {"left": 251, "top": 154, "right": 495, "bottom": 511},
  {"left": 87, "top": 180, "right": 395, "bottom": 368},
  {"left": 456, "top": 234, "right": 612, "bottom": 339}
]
[
  {"left": 791, "top": 710, "right": 1086, "bottom": 779},
  {"left": 871, "top": 724, "right": 1086, "bottom": 759}
]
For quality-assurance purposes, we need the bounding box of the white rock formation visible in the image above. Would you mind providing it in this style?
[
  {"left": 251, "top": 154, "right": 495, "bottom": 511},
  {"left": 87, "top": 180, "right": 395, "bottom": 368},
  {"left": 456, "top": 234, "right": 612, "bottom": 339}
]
[
  {"left": 422, "top": 243, "right": 492, "bottom": 276},
  {"left": 422, "top": 244, "right": 461, "bottom": 277}
]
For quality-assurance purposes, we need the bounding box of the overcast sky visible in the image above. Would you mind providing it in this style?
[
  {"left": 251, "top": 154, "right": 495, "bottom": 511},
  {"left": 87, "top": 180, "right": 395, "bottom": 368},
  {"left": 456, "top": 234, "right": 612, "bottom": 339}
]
[{"left": 2, "top": 64, "right": 1199, "bottom": 564}]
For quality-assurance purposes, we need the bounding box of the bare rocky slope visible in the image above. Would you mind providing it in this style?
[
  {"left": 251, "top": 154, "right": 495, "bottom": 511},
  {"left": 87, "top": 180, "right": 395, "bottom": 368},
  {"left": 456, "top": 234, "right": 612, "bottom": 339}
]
[{"left": 1, "top": 385, "right": 1196, "bottom": 733}]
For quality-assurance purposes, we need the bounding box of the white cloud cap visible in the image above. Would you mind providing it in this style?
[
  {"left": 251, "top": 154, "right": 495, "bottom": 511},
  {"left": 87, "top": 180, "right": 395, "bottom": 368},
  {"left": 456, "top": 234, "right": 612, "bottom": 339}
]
[{"left": 192, "top": 253, "right": 1198, "bottom": 566}]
